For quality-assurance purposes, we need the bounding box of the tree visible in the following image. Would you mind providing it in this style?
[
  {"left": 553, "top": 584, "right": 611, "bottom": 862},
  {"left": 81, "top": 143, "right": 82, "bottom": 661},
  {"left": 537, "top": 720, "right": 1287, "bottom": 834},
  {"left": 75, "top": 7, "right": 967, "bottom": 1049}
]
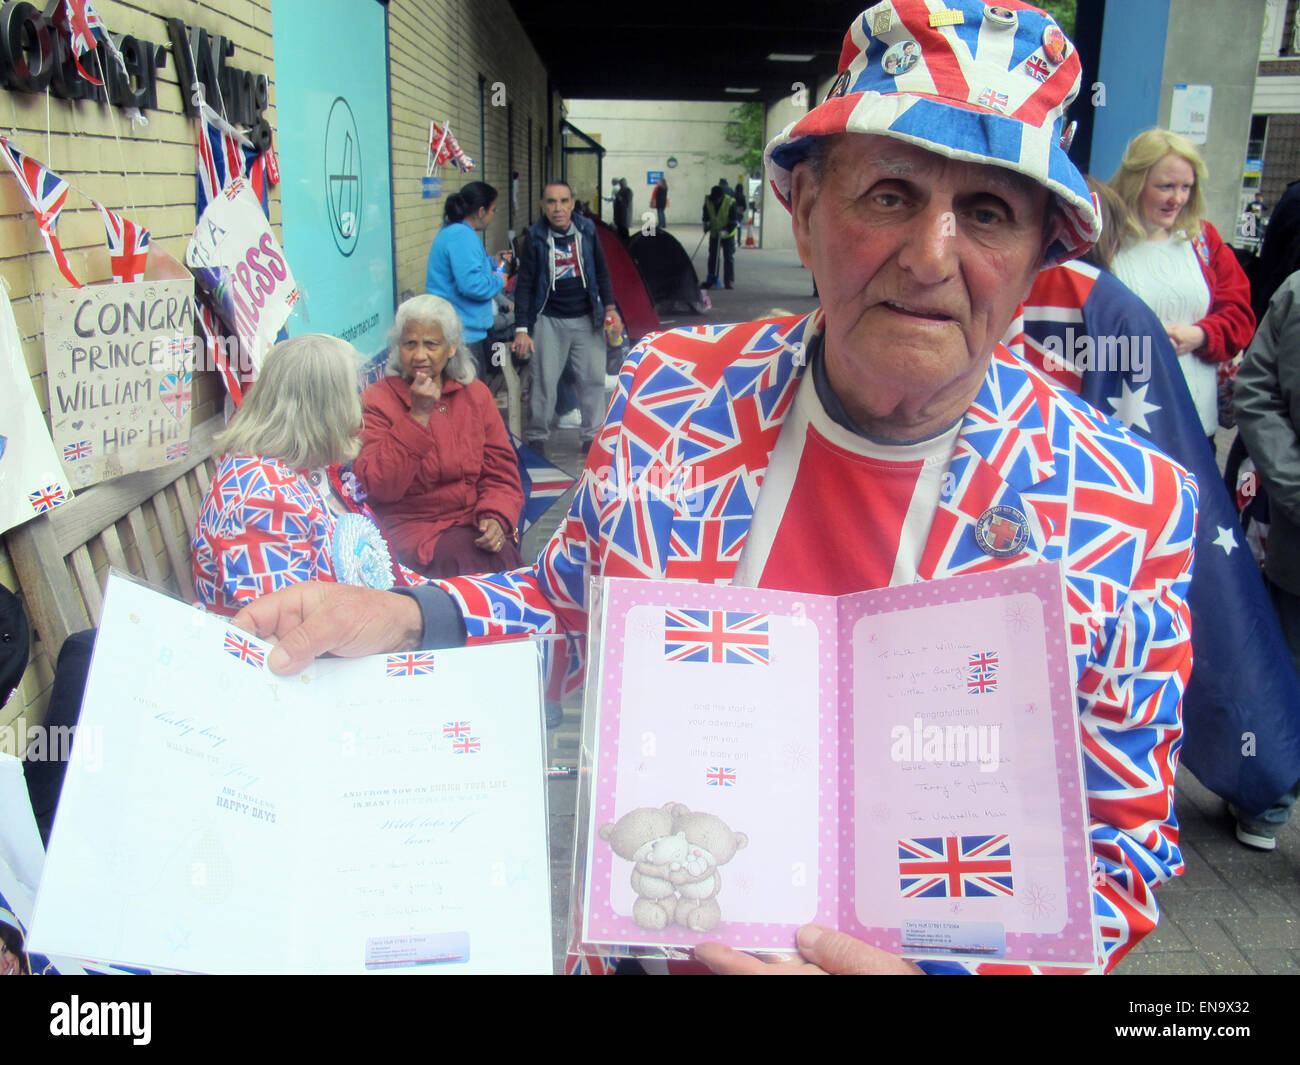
[
  {"left": 1039, "top": 0, "right": 1075, "bottom": 37},
  {"left": 721, "top": 102, "right": 764, "bottom": 178}
]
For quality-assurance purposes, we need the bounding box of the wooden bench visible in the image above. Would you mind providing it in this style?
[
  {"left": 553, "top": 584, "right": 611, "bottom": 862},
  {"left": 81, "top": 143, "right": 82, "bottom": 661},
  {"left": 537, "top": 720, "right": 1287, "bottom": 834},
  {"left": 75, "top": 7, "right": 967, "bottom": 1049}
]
[{"left": 8, "top": 415, "right": 224, "bottom": 651}]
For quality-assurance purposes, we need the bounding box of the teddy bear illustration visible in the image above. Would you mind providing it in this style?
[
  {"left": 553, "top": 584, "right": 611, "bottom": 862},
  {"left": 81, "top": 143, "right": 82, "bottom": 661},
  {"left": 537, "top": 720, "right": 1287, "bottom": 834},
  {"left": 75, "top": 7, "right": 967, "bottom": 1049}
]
[
  {"left": 664, "top": 804, "right": 748, "bottom": 932},
  {"left": 598, "top": 804, "right": 681, "bottom": 930},
  {"left": 599, "top": 803, "right": 747, "bottom": 932}
]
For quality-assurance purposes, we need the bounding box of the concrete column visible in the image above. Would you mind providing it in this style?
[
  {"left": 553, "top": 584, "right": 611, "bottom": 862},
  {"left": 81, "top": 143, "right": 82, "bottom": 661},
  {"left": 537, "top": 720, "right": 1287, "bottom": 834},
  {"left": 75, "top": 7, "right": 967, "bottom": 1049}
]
[
  {"left": 760, "top": 92, "right": 810, "bottom": 251},
  {"left": 1158, "top": 0, "right": 1267, "bottom": 235}
]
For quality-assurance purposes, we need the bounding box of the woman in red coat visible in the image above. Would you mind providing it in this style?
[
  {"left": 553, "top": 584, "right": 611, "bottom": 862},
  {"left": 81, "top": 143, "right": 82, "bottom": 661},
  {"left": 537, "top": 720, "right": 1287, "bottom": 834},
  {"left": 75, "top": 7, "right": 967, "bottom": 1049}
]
[
  {"left": 354, "top": 295, "right": 524, "bottom": 577},
  {"left": 1110, "top": 129, "right": 1255, "bottom": 442}
]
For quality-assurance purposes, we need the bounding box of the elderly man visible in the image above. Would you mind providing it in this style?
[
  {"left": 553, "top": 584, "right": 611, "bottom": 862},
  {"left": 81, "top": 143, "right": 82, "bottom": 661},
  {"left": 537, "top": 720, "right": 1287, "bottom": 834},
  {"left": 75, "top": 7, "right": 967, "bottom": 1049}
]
[
  {"left": 511, "top": 181, "right": 623, "bottom": 458},
  {"left": 236, "top": 0, "right": 1195, "bottom": 975}
]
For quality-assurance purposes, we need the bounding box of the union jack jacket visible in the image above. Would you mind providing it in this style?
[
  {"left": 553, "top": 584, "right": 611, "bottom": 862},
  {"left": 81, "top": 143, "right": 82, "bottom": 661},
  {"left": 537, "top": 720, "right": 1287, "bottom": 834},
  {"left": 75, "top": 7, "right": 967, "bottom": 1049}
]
[{"left": 437, "top": 310, "right": 1198, "bottom": 971}]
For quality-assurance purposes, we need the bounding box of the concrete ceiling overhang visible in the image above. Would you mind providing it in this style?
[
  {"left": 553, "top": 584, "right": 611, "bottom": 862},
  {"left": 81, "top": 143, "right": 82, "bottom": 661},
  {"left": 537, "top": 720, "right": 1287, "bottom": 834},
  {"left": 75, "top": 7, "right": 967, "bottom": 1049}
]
[{"left": 508, "top": 1, "right": 865, "bottom": 102}]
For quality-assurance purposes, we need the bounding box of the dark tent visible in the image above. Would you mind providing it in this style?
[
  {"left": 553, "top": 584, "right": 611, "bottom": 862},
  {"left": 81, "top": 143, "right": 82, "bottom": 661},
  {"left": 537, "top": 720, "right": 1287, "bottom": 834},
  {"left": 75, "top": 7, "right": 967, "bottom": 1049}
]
[
  {"left": 628, "top": 230, "right": 706, "bottom": 314},
  {"left": 589, "top": 216, "right": 661, "bottom": 343}
]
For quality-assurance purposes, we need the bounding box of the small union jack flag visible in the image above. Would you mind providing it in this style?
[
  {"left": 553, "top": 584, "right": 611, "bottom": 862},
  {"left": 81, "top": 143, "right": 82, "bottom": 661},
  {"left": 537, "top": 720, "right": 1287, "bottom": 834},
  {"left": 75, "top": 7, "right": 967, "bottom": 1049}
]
[
  {"left": 0, "top": 137, "right": 81, "bottom": 288},
  {"left": 285, "top": 288, "right": 300, "bottom": 308},
  {"left": 223, "top": 179, "right": 246, "bottom": 201},
  {"left": 706, "top": 766, "right": 736, "bottom": 787},
  {"left": 442, "top": 721, "right": 471, "bottom": 739},
  {"left": 898, "top": 835, "right": 1014, "bottom": 898},
  {"left": 967, "top": 649, "right": 999, "bottom": 694},
  {"left": 166, "top": 441, "right": 190, "bottom": 461},
  {"left": 167, "top": 335, "right": 197, "bottom": 369},
  {"left": 664, "top": 609, "right": 770, "bottom": 665},
  {"left": 385, "top": 652, "right": 437, "bottom": 677},
  {"left": 63, "top": 440, "right": 93, "bottom": 461},
  {"left": 977, "top": 88, "right": 1010, "bottom": 112},
  {"left": 428, "top": 121, "right": 475, "bottom": 173},
  {"left": 223, "top": 630, "right": 266, "bottom": 668},
  {"left": 57, "top": 0, "right": 127, "bottom": 83},
  {"left": 452, "top": 735, "right": 481, "bottom": 754},
  {"left": 94, "top": 201, "right": 149, "bottom": 283},
  {"left": 28, "top": 483, "right": 67, "bottom": 513},
  {"left": 1024, "top": 56, "right": 1050, "bottom": 81}
]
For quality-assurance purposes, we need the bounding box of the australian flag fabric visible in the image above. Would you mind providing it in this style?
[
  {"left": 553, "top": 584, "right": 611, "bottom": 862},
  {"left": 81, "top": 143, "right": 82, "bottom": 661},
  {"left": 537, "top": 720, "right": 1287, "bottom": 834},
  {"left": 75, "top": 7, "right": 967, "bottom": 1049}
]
[{"left": 1009, "top": 260, "right": 1300, "bottom": 814}]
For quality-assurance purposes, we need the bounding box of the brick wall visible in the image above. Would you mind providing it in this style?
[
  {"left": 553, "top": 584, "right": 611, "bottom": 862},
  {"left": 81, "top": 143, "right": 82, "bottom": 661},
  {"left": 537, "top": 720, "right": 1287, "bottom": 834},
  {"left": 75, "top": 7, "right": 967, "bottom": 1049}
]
[{"left": 387, "top": 0, "right": 556, "bottom": 300}]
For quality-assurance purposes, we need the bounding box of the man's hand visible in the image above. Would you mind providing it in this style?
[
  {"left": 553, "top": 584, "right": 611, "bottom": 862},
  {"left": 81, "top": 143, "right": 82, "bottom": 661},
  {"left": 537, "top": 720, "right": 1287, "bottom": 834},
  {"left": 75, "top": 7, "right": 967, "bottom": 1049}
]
[
  {"left": 694, "top": 925, "right": 924, "bottom": 975},
  {"left": 1167, "top": 323, "right": 1207, "bottom": 356},
  {"left": 607, "top": 307, "right": 624, "bottom": 339},
  {"left": 475, "top": 516, "right": 508, "bottom": 553},
  {"left": 409, "top": 369, "right": 441, "bottom": 423},
  {"left": 512, "top": 332, "right": 534, "bottom": 359},
  {"left": 229, "top": 582, "right": 424, "bottom": 675}
]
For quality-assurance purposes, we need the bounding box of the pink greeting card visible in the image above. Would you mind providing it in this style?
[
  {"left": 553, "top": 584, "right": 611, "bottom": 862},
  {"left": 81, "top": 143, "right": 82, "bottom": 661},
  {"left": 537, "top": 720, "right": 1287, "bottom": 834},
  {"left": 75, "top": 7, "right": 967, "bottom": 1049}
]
[{"left": 575, "top": 563, "right": 1099, "bottom": 968}]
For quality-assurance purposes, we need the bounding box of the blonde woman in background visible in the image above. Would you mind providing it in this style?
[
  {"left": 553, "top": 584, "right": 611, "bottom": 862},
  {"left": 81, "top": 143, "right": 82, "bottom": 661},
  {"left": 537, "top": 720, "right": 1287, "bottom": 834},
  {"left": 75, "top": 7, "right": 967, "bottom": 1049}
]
[{"left": 1110, "top": 129, "right": 1255, "bottom": 441}]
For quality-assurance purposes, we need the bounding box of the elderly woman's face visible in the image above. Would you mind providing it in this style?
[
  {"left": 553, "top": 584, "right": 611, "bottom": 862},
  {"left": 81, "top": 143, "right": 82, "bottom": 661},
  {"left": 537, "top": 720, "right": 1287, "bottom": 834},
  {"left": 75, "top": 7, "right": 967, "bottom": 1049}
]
[{"left": 399, "top": 320, "right": 454, "bottom": 381}]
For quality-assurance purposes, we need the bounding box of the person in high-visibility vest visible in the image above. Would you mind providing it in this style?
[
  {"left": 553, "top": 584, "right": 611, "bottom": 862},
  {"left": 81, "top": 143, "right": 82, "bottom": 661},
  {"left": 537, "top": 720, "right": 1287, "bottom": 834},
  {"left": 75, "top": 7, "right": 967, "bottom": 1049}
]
[{"left": 701, "top": 185, "right": 736, "bottom": 289}]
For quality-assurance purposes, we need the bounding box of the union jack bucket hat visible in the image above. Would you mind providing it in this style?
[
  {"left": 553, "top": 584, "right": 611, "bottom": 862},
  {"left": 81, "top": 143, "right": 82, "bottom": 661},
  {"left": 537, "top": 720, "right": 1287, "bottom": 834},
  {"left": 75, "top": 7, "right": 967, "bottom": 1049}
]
[{"left": 764, "top": 0, "right": 1100, "bottom": 264}]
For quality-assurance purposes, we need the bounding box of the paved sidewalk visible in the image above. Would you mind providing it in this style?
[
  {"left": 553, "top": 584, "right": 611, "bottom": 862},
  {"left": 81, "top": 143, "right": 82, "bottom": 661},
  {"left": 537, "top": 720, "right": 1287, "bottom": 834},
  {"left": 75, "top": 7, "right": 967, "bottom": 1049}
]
[{"left": 528, "top": 245, "right": 1299, "bottom": 975}]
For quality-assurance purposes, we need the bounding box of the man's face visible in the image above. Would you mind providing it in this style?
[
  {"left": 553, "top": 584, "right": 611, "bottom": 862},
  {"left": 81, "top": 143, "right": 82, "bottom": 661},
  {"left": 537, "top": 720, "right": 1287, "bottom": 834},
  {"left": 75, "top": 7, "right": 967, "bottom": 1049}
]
[
  {"left": 542, "top": 184, "right": 574, "bottom": 230},
  {"left": 790, "top": 134, "right": 1052, "bottom": 436}
]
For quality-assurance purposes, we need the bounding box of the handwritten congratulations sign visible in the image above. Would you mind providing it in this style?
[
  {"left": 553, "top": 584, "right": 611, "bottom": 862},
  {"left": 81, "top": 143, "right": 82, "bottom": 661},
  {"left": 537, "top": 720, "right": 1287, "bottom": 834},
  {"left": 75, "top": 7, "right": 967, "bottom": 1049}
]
[
  {"left": 186, "top": 178, "right": 298, "bottom": 377},
  {"left": 43, "top": 279, "right": 197, "bottom": 488}
]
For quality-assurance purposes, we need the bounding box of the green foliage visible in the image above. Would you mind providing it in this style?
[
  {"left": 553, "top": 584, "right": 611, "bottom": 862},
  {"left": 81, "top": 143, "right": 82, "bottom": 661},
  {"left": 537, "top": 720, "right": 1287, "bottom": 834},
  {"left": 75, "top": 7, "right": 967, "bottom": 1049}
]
[
  {"left": 721, "top": 102, "right": 764, "bottom": 177},
  {"left": 1039, "top": 0, "right": 1075, "bottom": 37}
]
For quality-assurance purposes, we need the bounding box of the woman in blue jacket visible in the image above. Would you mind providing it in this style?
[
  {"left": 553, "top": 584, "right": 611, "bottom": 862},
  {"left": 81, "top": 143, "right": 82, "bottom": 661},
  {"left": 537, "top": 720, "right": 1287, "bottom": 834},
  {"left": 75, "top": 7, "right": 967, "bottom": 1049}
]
[{"left": 426, "top": 182, "right": 511, "bottom": 376}]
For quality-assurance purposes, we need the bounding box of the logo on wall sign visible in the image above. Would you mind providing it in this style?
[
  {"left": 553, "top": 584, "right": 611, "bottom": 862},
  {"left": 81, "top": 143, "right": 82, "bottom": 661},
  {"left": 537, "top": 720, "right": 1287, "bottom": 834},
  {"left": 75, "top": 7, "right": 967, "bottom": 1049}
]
[{"left": 324, "top": 97, "right": 362, "bottom": 257}]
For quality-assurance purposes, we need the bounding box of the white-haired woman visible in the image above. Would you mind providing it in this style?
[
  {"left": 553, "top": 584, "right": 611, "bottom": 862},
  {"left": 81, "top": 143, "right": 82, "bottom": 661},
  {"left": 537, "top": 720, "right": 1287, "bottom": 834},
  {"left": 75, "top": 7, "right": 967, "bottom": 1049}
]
[
  {"left": 193, "top": 334, "right": 415, "bottom": 615},
  {"left": 353, "top": 294, "right": 524, "bottom": 577}
]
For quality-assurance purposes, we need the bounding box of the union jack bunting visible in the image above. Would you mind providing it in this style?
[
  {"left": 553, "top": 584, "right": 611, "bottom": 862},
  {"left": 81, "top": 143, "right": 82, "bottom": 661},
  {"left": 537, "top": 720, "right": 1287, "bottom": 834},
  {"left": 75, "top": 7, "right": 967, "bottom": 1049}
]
[
  {"left": 664, "top": 609, "right": 769, "bottom": 665},
  {"left": 28, "top": 483, "right": 67, "bottom": 513},
  {"left": 94, "top": 201, "right": 150, "bottom": 283},
  {"left": 428, "top": 121, "right": 475, "bottom": 173},
  {"left": 705, "top": 766, "right": 736, "bottom": 787},
  {"left": 56, "top": 0, "right": 127, "bottom": 84},
  {"left": 223, "top": 630, "right": 266, "bottom": 668},
  {"left": 898, "top": 835, "right": 1014, "bottom": 898},
  {"left": 165, "top": 441, "right": 190, "bottom": 461},
  {"left": 63, "top": 441, "right": 93, "bottom": 461},
  {"left": 442, "top": 721, "right": 471, "bottom": 739},
  {"left": 386, "top": 652, "right": 437, "bottom": 677},
  {"left": 196, "top": 103, "right": 268, "bottom": 221},
  {"left": 452, "top": 736, "right": 481, "bottom": 755},
  {"left": 0, "top": 137, "right": 81, "bottom": 288}
]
